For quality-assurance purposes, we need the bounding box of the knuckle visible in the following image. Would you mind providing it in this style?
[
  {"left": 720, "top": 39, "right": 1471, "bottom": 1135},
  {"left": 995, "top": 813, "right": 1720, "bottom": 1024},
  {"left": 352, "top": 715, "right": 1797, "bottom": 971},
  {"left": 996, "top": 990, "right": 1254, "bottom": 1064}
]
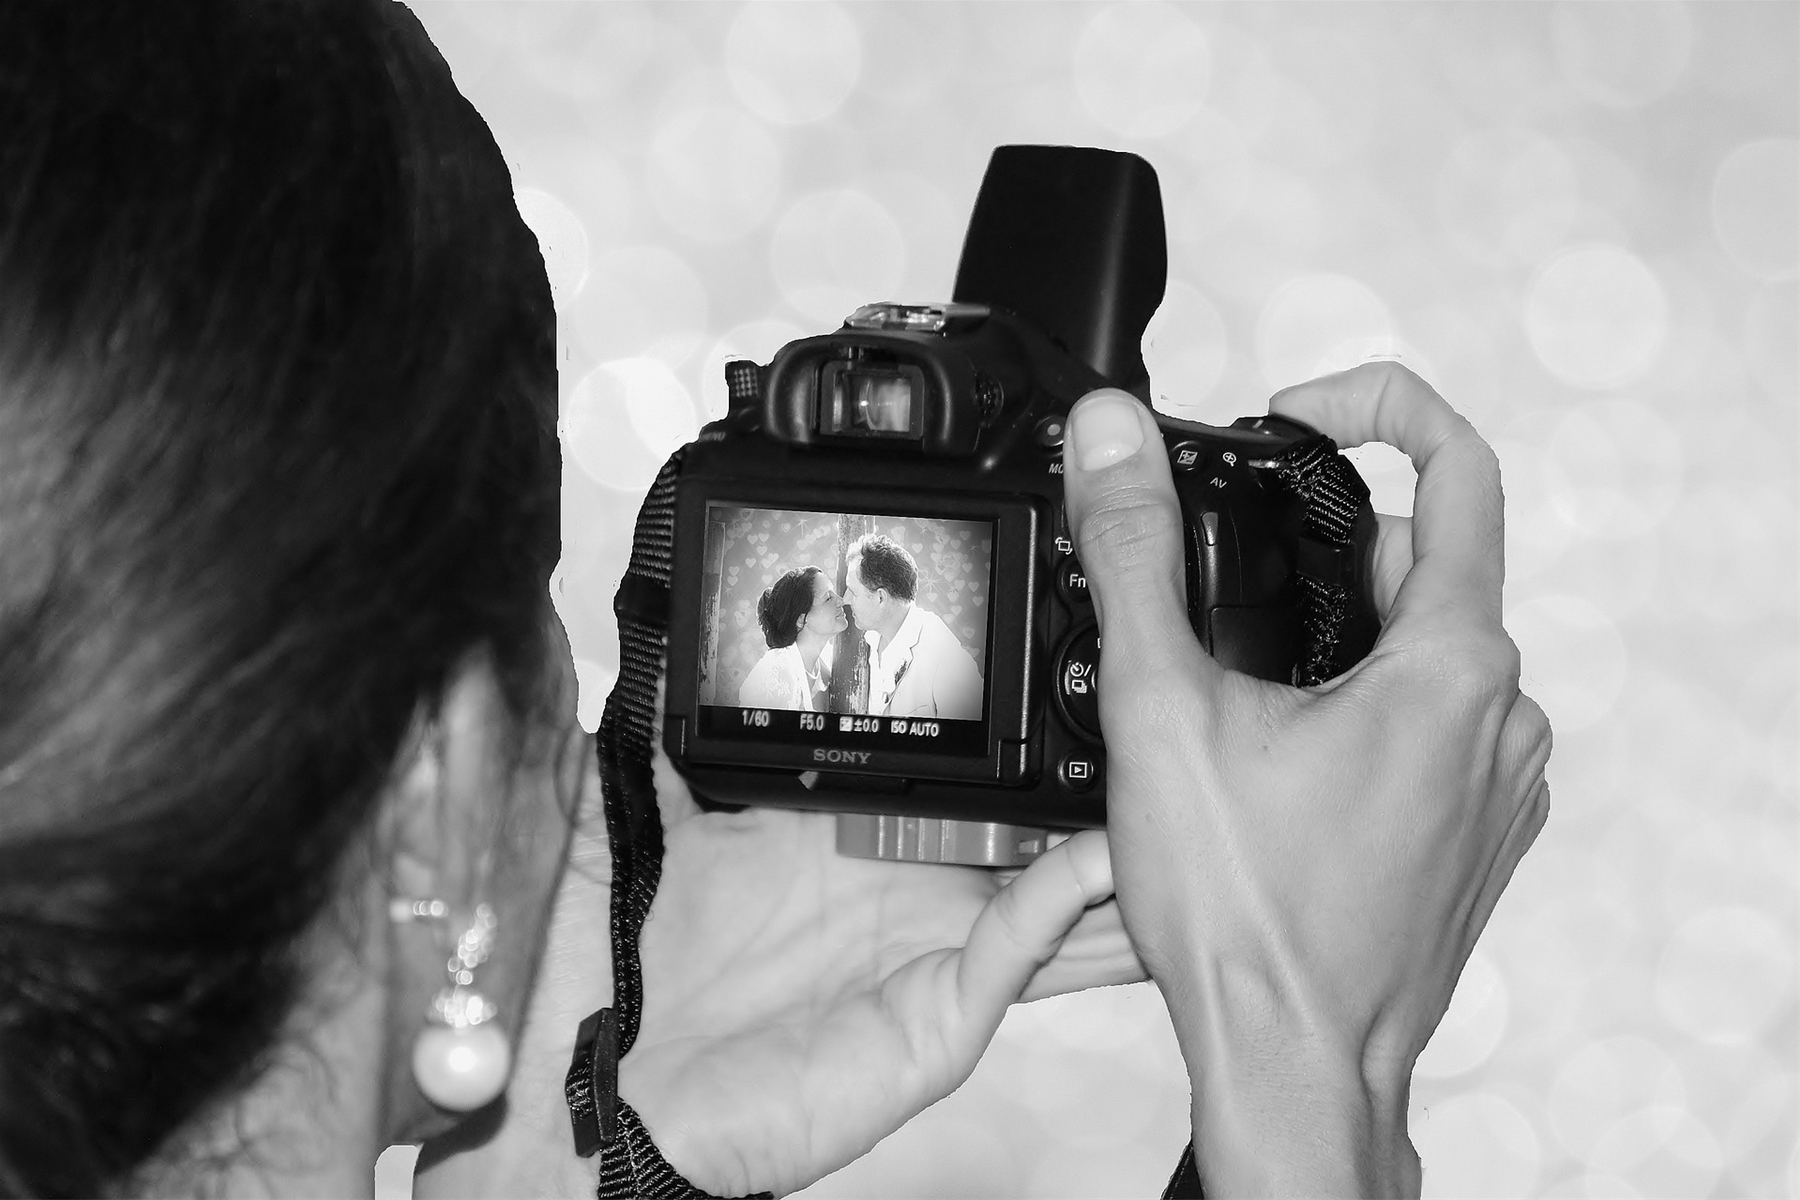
[
  {"left": 1391, "top": 629, "right": 1521, "bottom": 714},
  {"left": 1074, "top": 488, "right": 1184, "bottom": 576}
]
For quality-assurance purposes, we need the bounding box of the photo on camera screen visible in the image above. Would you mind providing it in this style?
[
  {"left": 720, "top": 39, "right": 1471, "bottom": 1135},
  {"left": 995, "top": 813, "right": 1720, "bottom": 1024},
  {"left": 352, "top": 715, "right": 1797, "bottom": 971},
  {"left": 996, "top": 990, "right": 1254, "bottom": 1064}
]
[{"left": 696, "top": 504, "right": 993, "bottom": 732}]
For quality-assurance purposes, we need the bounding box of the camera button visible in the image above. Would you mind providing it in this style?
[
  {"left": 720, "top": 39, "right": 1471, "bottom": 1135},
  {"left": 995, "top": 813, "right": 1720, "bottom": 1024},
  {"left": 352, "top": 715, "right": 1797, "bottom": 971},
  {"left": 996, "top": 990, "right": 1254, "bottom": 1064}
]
[
  {"left": 1035, "top": 415, "right": 1066, "bottom": 451},
  {"left": 1057, "top": 556, "right": 1090, "bottom": 607},
  {"left": 1058, "top": 752, "right": 1101, "bottom": 794},
  {"left": 1200, "top": 510, "right": 1220, "bottom": 546},
  {"left": 1169, "top": 439, "right": 1207, "bottom": 471},
  {"left": 1056, "top": 627, "right": 1102, "bottom": 738}
]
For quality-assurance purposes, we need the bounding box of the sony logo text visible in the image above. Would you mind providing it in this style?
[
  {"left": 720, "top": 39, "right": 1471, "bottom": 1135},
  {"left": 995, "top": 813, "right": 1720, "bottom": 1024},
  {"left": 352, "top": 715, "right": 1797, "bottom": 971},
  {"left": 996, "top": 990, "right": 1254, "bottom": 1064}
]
[{"left": 813, "top": 749, "right": 874, "bottom": 765}]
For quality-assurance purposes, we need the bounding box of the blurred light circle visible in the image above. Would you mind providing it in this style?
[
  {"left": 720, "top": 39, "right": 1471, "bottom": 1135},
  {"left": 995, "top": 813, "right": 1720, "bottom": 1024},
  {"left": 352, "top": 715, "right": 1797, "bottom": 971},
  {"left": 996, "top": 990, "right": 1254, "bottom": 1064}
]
[
  {"left": 1507, "top": 594, "right": 1628, "bottom": 732},
  {"left": 1416, "top": 949, "right": 1510, "bottom": 1079},
  {"left": 517, "top": 140, "right": 633, "bottom": 257},
  {"left": 1663, "top": 483, "right": 1794, "bottom": 624},
  {"left": 1413, "top": 1092, "right": 1541, "bottom": 1199},
  {"left": 1169, "top": 109, "right": 1253, "bottom": 241},
  {"left": 1712, "top": 139, "right": 1800, "bottom": 280},
  {"left": 1073, "top": 2, "right": 1211, "bottom": 138},
  {"left": 771, "top": 189, "right": 906, "bottom": 325},
  {"left": 1551, "top": 0, "right": 1692, "bottom": 109},
  {"left": 699, "top": 320, "right": 809, "bottom": 421},
  {"left": 1549, "top": 1034, "right": 1687, "bottom": 1162},
  {"left": 646, "top": 106, "right": 782, "bottom": 244},
  {"left": 855, "top": 5, "right": 968, "bottom": 107},
  {"left": 1655, "top": 905, "right": 1794, "bottom": 1045},
  {"left": 1744, "top": 282, "right": 1799, "bottom": 401},
  {"left": 1589, "top": 1106, "right": 1724, "bottom": 1196},
  {"left": 725, "top": 2, "right": 861, "bottom": 126},
  {"left": 571, "top": 657, "right": 615, "bottom": 734},
  {"left": 1190, "top": 164, "right": 1325, "bottom": 306},
  {"left": 1436, "top": 128, "right": 1581, "bottom": 267},
  {"left": 563, "top": 359, "right": 697, "bottom": 493},
  {"left": 513, "top": 187, "right": 590, "bottom": 310},
  {"left": 1525, "top": 244, "right": 1668, "bottom": 389},
  {"left": 1255, "top": 273, "right": 1392, "bottom": 390},
  {"left": 1144, "top": 280, "right": 1228, "bottom": 418},
  {"left": 616, "top": 358, "right": 700, "bottom": 458},
  {"left": 514, "top": 4, "right": 658, "bottom": 101},
  {"left": 1541, "top": 398, "right": 1685, "bottom": 540},
  {"left": 572, "top": 246, "right": 708, "bottom": 367},
  {"left": 1495, "top": 436, "right": 1580, "bottom": 570}
]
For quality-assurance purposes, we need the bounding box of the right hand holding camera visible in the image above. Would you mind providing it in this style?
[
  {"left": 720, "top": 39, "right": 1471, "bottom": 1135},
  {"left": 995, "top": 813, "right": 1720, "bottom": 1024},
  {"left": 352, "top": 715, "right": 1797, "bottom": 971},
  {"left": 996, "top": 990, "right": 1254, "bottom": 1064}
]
[{"left": 1062, "top": 362, "right": 1553, "bottom": 1197}]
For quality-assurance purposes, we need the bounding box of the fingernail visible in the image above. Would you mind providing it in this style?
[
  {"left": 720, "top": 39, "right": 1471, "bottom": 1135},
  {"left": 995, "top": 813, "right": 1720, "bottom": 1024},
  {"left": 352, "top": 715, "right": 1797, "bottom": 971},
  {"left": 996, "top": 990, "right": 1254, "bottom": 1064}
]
[{"left": 1069, "top": 389, "right": 1145, "bottom": 472}]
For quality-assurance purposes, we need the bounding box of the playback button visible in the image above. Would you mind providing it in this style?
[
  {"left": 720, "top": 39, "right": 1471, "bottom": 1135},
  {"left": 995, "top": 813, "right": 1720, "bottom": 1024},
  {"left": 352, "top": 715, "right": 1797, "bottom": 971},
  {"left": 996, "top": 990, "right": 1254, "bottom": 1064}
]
[
  {"left": 1058, "top": 751, "right": 1101, "bottom": 794},
  {"left": 1055, "top": 626, "right": 1101, "bottom": 739}
]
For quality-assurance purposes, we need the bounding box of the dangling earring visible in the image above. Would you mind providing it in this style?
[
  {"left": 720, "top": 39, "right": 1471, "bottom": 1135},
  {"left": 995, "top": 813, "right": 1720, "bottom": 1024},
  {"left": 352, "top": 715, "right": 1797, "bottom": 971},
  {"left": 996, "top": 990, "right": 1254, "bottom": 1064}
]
[{"left": 392, "top": 898, "right": 512, "bottom": 1112}]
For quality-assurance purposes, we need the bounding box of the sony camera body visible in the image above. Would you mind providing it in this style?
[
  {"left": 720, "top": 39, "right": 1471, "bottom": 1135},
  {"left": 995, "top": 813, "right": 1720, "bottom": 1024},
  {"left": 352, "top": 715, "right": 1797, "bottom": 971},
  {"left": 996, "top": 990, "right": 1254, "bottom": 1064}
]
[{"left": 660, "top": 146, "right": 1380, "bottom": 864}]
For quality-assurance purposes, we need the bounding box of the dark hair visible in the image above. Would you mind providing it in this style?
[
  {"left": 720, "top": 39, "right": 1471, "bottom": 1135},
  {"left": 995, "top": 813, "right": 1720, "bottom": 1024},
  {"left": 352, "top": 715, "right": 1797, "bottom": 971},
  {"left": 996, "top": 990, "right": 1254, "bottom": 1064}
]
[
  {"left": 0, "top": 1, "right": 557, "bottom": 1193},
  {"left": 849, "top": 535, "right": 917, "bottom": 602},
  {"left": 756, "top": 567, "right": 824, "bottom": 650}
]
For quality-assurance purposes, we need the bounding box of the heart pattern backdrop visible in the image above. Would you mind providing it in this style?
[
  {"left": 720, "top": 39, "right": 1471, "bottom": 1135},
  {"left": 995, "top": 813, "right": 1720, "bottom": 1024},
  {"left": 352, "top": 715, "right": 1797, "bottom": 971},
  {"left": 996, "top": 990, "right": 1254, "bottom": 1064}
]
[{"left": 704, "top": 505, "right": 991, "bottom": 708}]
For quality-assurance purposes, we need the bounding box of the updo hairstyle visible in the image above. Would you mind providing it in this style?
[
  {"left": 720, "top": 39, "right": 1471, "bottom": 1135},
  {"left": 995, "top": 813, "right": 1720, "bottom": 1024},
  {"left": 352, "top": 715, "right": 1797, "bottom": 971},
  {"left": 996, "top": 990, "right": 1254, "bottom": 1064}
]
[{"left": 756, "top": 567, "right": 825, "bottom": 650}]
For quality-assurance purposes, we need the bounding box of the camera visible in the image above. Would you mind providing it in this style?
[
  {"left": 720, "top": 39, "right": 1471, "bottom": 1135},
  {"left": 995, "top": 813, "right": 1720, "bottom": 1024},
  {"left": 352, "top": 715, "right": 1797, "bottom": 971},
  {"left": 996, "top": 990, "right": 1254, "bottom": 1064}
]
[{"left": 659, "top": 146, "right": 1381, "bottom": 865}]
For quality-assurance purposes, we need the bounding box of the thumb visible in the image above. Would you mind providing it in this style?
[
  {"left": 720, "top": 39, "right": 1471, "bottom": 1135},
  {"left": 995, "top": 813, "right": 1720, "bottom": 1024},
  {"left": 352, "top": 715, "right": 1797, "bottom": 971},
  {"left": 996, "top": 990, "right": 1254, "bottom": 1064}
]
[{"left": 1061, "top": 389, "right": 1215, "bottom": 689}]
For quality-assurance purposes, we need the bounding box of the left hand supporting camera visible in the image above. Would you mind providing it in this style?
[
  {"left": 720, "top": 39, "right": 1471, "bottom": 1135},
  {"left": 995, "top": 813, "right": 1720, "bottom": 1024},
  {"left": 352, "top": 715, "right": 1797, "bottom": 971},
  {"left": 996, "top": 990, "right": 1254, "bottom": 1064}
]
[{"left": 415, "top": 698, "right": 1145, "bottom": 1199}]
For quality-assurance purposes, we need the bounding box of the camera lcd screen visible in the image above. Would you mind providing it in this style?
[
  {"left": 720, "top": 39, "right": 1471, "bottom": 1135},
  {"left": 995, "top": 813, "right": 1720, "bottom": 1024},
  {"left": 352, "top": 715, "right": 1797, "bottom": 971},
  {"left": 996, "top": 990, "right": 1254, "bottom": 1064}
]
[{"left": 694, "top": 503, "right": 993, "bottom": 756}]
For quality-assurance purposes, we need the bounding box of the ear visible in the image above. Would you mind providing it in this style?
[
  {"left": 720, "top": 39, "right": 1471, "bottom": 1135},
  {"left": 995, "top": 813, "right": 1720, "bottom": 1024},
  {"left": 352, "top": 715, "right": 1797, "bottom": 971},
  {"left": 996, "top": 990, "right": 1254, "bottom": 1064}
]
[{"left": 380, "top": 649, "right": 515, "bottom": 916}]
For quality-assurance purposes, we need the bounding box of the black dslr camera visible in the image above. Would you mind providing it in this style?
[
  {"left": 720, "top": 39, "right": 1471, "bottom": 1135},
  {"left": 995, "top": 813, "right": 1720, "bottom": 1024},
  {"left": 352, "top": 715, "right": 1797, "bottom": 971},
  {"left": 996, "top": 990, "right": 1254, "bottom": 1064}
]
[{"left": 661, "top": 146, "right": 1380, "bottom": 865}]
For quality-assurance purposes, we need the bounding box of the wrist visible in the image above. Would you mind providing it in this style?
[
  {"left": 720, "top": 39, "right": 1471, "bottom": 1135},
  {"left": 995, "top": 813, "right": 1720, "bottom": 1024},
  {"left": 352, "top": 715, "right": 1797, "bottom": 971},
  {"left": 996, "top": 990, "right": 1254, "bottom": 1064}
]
[{"left": 1160, "top": 959, "right": 1420, "bottom": 1198}]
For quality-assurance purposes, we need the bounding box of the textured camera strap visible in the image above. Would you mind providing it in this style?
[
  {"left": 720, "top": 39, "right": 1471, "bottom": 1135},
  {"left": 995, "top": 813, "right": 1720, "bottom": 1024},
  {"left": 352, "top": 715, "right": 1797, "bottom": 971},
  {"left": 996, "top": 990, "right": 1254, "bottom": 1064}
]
[
  {"left": 1259, "top": 432, "right": 1372, "bottom": 688},
  {"left": 564, "top": 449, "right": 773, "bottom": 1200}
]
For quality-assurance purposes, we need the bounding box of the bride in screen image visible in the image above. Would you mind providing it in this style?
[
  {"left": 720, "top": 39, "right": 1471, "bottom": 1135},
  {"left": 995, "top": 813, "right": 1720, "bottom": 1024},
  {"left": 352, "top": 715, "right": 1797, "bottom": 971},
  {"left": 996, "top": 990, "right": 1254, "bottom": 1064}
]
[{"left": 737, "top": 566, "right": 846, "bottom": 712}]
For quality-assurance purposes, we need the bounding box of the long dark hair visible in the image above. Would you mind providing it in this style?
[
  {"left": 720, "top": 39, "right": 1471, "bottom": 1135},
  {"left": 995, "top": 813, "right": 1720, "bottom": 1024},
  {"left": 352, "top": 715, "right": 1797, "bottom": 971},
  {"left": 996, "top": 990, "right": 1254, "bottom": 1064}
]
[{"left": 0, "top": 1, "right": 557, "bottom": 1192}]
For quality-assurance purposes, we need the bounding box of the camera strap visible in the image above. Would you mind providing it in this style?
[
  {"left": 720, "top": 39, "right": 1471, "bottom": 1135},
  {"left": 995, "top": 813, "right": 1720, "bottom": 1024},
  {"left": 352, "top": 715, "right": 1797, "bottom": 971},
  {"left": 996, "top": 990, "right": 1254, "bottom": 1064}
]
[
  {"left": 566, "top": 429, "right": 1365, "bottom": 1199},
  {"left": 565, "top": 449, "right": 772, "bottom": 1200},
  {"left": 1255, "top": 432, "right": 1372, "bottom": 687}
]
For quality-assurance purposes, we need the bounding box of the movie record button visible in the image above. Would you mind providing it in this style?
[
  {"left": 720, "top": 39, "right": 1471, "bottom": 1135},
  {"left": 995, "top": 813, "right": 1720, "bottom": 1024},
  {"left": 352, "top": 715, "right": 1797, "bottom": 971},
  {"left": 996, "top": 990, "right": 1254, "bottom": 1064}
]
[
  {"left": 1055, "top": 626, "right": 1101, "bottom": 738},
  {"left": 1058, "top": 751, "right": 1100, "bottom": 794}
]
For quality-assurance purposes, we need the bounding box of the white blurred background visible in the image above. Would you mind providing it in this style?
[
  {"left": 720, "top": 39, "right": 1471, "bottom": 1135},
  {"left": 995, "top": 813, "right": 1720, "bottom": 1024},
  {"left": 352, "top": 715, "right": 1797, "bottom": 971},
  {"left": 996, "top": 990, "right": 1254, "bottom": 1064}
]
[{"left": 395, "top": 4, "right": 1797, "bottom": 1196}]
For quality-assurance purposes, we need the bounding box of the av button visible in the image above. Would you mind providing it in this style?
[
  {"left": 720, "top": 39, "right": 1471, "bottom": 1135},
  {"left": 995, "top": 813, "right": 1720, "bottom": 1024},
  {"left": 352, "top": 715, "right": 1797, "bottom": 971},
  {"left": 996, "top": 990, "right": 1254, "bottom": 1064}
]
[{"left": 1059, "top": 752, "right": 1101, "bottom": 793}]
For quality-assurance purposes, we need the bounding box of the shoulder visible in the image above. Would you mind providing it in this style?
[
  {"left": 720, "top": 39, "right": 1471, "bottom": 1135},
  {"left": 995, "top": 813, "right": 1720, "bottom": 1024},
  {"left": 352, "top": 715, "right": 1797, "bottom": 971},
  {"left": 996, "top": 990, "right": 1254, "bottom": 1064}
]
[{"left": 745, "top": 646, "right": 797, "bottom": 682}]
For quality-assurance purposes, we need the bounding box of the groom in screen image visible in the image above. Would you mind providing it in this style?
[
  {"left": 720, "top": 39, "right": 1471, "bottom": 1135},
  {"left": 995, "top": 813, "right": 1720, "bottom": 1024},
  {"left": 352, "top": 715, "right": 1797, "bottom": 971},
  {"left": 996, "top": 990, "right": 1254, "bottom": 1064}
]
[{"left": 843, "top": 533, "right": 984, "bottom": 721}]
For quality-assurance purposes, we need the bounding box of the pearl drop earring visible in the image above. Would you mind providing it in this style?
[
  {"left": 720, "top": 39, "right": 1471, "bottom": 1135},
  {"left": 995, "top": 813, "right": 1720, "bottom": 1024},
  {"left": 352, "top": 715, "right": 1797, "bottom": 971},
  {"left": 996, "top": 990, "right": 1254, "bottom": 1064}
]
[{"left": 391, "top": 898, "right": 511, "bottom": 1111}]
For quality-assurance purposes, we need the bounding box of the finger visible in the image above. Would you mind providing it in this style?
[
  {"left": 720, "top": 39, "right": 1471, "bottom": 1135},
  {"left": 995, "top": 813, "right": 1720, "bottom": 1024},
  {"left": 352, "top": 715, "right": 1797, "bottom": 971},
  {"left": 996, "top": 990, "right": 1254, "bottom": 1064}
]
[
  {"left": 956, "top": 830, "right": 1116, "bottom": 1021},
  {"left": 1018, "top": 898, "right": 1150, "bottom": 1002},
  {"left": 1270, "top": 361, "right": 1505, "bottom": 630},
  {"left": 1371, "top": 513, "right": 1413, "bottom": 622},
  {"left": 1061, "top": 388, "right": 1218, "bottom": 691}
]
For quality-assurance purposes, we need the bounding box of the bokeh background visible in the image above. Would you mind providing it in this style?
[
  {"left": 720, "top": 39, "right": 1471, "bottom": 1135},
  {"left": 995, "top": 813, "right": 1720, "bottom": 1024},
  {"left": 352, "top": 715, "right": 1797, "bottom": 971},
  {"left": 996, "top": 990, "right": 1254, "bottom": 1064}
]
[{"left": 398, "top": 3, "right": 1797, "bottom": 1196}]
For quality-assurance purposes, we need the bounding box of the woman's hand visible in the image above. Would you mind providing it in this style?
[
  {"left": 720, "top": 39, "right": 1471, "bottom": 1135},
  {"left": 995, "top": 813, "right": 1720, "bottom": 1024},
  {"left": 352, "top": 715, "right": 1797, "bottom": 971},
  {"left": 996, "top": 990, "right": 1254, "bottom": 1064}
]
[
  {"left": 417, "top": 716, "right": 1142, "bottom": 1199},
  {"left": 1060, "top": 362, "right": 1553, "bottom": 1198}
]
